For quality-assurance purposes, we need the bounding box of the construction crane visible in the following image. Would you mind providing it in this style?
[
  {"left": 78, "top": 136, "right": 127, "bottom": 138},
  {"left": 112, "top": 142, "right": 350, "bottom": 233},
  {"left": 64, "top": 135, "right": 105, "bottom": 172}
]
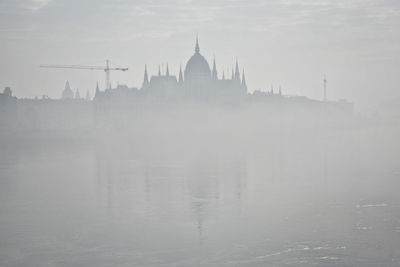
[{"left": 40, "top": 60, "right": 128, "bottom": 89}]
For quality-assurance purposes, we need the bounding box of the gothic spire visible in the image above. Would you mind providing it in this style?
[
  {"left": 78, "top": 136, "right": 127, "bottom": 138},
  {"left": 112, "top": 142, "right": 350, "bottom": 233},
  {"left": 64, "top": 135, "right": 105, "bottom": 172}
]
[
  {"left": 65, "top": 80, "right": 71, "bottom": 92},
  {"left": 195, "top": 35, "right": 200, "bottom": 53},
  {"left": 234, "top": 59, "right": 240, "bottom": 83},
  {"left": 212, "top": 56, "right": 218, "bottom": 80},
  {"left": 241, "top": 68, "right": 247, "bottom": 91},
  {"left": 166, "top": 63, "right": 170, "bottom": 77},
  {"left": 178, "top": 65, "right": 184, "bottom": 84},
  {"left": 142, "top": 65, "right": 149, "bottom": 87},
  {"left": 95, "top": 81, "right": 100, "bottom": 98}
]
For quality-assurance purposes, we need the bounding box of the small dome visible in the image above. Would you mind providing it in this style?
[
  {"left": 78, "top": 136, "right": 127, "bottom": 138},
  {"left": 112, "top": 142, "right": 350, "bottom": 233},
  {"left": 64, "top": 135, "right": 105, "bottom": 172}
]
[
  {"left": 62, "top": 81, "right": 74, "bottom": 99},
  {"left": 184, "top": 37, "right": 211, "bottom": 83}
]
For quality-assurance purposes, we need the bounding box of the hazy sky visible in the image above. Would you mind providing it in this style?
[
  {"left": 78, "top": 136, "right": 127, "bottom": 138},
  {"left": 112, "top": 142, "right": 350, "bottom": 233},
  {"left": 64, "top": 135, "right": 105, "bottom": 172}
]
[{"left": 1, "top": 0, "right": 399, "bottom": 110}]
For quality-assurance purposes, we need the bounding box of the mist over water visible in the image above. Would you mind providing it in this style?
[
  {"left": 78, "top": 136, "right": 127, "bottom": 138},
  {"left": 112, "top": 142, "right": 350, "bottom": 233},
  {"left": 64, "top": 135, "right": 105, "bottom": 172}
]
[
  {"left": 1, "top": 2, "right": 400, "bottom": 263},
  {"left": 1, "top": 102, "right": 400, "bottom": 266}
]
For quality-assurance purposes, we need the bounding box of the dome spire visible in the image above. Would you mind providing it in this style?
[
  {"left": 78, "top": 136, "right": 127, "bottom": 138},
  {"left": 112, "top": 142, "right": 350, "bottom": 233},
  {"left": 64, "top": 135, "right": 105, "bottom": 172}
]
[{"left": 195, "top": 35, "right": 200, "bottom": 53}]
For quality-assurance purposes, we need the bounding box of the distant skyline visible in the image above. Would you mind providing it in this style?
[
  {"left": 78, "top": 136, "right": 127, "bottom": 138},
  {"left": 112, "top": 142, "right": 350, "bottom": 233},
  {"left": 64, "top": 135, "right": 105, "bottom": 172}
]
[{"left": 1, "top": 0, "right": 400, "bottom": 111}]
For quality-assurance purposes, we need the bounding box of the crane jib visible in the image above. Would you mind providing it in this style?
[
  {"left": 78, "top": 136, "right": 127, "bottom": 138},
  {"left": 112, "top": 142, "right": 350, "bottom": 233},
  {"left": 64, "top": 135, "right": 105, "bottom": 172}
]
[{"left": 39, "top": 61, "right": 128, "bottom": 89}]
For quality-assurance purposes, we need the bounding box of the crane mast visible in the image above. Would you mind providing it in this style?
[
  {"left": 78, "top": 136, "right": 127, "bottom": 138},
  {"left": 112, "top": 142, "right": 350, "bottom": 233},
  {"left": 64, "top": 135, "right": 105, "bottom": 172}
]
[
  {"left": 106, "top": 60, "right": 110, "bottom": 90},
  {"left": 323, "top": 75, "right": 327, "bottom": 102}
]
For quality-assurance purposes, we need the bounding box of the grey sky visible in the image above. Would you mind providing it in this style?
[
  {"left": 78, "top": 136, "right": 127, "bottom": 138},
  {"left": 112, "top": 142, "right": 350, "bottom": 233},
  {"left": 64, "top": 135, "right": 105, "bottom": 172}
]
[{"left": 1, "top": 0, "right": 399, "bottom": 110}]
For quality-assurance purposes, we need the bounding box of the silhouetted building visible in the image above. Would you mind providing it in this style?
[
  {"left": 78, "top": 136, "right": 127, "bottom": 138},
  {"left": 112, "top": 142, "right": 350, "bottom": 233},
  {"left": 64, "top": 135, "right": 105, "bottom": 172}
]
[
  {"left": 3, "top": 87, "right": 12, "bottom": 97},
  {"left": 87, "top": 36, "right": 352, "bottom": 114},
  {"left": 141, "top": 37, "right": 247, "bottom": 103},
  {"left": 146, "top": 63, "right": 180, "bottom": 99},
  {"left": 62, "top": 81, "right": 74, "bottom": 99}
]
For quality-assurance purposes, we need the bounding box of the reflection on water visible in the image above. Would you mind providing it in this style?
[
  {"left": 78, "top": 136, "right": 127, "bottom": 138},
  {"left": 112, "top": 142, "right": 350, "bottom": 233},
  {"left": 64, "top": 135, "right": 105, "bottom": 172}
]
[{"left": 0, "top": 135, "right": 400, "bottom": 266}]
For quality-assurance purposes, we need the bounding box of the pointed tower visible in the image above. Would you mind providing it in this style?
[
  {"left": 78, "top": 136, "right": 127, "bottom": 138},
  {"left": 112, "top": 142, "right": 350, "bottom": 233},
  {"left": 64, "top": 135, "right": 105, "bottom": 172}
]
[
  {"left": 212, "top": 57, "right": 218, "bottom": 80},
  {"left": 195, "top": 35, "right": 200, "bottom": 54},
  {"left": 95, "top": 82, "right": 100, "bottom": 98},
  {"left": 178, "top": 65, "right": 184, "bottom": 84},
  {"left": 142, "top": 65, "right": 149, "bottom": 88},
  {"left": 241, "top": 68, "right": 247, "bottom": 92},
  {"left": 166, "top": 63, "right": 170, "bottom": 77},
  {"left": 234, "top": 59, "right": 240, "bottom": 83}
]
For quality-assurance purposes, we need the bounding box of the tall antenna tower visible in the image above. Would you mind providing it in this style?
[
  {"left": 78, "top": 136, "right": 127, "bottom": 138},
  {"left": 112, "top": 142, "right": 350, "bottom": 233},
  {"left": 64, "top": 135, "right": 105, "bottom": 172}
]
[{"left": 323, "top": 75, "right": 327, "bottom": 102}]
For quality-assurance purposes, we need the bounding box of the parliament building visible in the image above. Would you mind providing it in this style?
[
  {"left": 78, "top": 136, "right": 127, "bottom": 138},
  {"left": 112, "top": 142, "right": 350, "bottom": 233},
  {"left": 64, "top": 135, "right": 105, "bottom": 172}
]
[{"left": 139, "top": 37, "right": 247, "bottom": 103}]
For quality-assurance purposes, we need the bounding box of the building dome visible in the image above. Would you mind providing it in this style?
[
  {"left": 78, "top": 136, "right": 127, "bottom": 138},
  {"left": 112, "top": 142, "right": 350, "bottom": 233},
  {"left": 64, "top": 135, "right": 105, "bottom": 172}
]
[{"left": 184, "top": 37, "right": 211, "bottom": 83}]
